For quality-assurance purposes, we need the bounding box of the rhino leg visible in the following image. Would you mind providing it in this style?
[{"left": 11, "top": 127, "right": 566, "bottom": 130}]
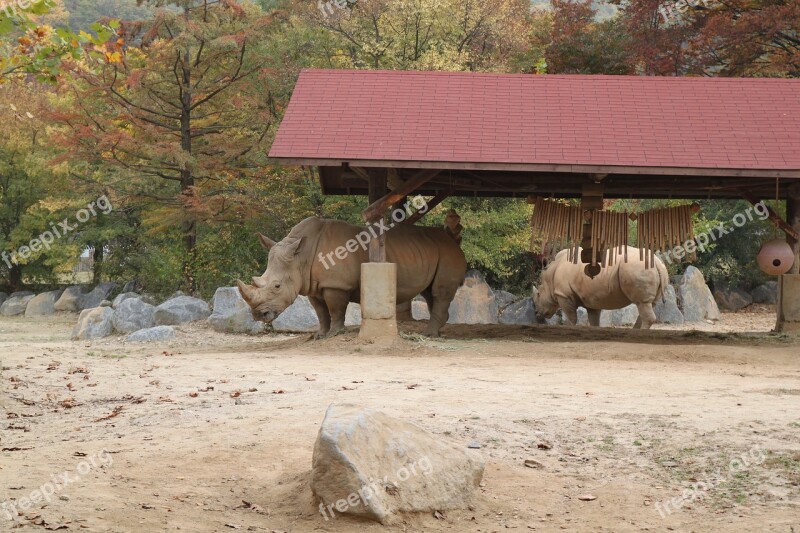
[
  {"left": 323, "top": 288, "right": 349, "bottom": 337},
  {"left": 587, "top": 308, "right": 601, "bottom": 327},
  {"left": 309, "top": 296, "right": 331, "bottom": 339},
  {"left": 634, "top": 303, "right": 657, "bottom": 330},
  {"left": 425, "top": 288, "right": 453, "bottom": 337},
  {"left": 558, "top": 296, "right": 578, "bottom": 325}
]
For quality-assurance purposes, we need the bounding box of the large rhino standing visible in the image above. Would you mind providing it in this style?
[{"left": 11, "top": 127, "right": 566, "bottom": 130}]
[
  {"left": 237, "top": 217, "right": 467, "bottom": 338},
  {"left": 533, "top": 246, "right": 669, "bottom": 329}
]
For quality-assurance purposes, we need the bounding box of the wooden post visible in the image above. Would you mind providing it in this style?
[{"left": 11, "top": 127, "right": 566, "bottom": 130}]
[
  {"left": 787, "top": 184, "right": 800, "bottom": 274},
  {"left": 580, "top": 183, "right": 604, "bottom": 275},
  {"left": 367, "top": 169, "right": 388, "bottom": 263}
]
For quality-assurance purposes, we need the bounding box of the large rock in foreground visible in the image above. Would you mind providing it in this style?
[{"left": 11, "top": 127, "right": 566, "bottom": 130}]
[
  {"left": 447, "top": 270, "right": 498, "bottom": 324},
  {"left": 312, "top": 404, "right": 484, "bottom": 524},
  {"left": 600, "top": 304, "right": 639, "bottom": 327},
  {"left": 499, "top": 297, "right": 535, "bottom": 325},
  {"left": 154, "top": 296, "right": 211, "bottom": 325},
  {"left": 654, "top": 285, "right": 685, "bottom": 325},
  {"left": 126, "top": 326, "right": 176, "bottom": 342},
  {"left": 25, "top": 290, "right": 64, "bottom": 317},
  {"left": 0, "top": 292, "right": 8, "bottom": 307},
  {"left": 207, "top": 287, "right": 264, "bottom": 335},
  {"left": 55, "top": 286, "right": 86, "bottom": 312},
  {"left": 272, "top": 296, "right": 319, "bottom": 333},
  {"left": 0, "top": 294, "right": 35, "bottom": 316},
  {"left": 80, "top": 282, "right": 119, "bottom": 310},
  {"left": 751, "top": 282, "right": 778, "bottom": 305},
  {"left": 676, "top": 266, "right": 721, "bottom": 323},
  {"left": 112, "top": 298, "right": 156, "bottom": 334},
  {"left": 71, "top": 307, "right": 114, "bottom": 340},
  {"left": 713, "top": 287, "right": 753, "bottom": 312}
]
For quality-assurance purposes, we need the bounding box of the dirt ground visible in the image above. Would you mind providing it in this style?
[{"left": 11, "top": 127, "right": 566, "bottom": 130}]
[{"left": 1, "top": 310, "right": 799, "bottom": 533}]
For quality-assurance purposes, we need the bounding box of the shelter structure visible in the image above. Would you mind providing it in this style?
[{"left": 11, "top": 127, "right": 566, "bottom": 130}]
[{"left": 269, "top": 69, "right": 800, "bottom": 334}]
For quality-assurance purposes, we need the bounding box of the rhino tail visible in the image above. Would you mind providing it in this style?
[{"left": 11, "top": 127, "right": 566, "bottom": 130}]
[{"left": 444, "top": 209, "right": 463, "bottom": 246}]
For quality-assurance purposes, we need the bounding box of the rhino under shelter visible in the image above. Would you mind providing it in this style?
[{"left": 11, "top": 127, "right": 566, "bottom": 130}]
[{"left": 268, "top": 69, "right": 800, "bottom": 336}]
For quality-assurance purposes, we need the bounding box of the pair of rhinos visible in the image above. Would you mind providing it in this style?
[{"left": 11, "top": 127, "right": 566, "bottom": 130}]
[{"left": 237, "top": 217, "right": 669, "bottom": 338}]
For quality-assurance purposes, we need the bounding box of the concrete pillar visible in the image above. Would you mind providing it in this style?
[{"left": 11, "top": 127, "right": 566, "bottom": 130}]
[
  {"left": 776, "top": 274, "right": 800, "bottom": 333},
  {"left": 359, "top": 262, "right": 397, "bottom": 339},
  {"left": 776, "top": 189, "right": 800, "bottom": 333}
]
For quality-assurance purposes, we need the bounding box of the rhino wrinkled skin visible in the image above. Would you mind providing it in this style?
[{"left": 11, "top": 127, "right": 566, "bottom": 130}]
[
  {"left": 534, "top": 246, "right": 670, "bottom": 329},
  {"left": 238, "top": 217, "right": 466, "bottom": 338}
]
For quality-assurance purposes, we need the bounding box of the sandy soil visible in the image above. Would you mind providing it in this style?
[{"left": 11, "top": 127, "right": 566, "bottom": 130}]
[{"left": 1, "top": 311, "right": 799, "bottom": 532}]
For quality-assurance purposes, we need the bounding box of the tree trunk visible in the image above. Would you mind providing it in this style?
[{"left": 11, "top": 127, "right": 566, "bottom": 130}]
[
  {"left": 8, "top": 263, "right": 22, "bottom": 292},
  {"left": 92, "top": 244, "right": 104, "bottom": 285},
  {"left": 788, "top": 193, "right": 800, "bottom": 275},
  {"left": 179, "top": 5, "right": 197, "bottom": 295}
]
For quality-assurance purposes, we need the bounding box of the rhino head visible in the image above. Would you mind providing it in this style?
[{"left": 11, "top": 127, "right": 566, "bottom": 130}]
[
  {"left": 237, "top": 233, "right": 306, "bottom": 324},
  {"left": 532, "top": 280, "right": 559, "bottom": 324}
]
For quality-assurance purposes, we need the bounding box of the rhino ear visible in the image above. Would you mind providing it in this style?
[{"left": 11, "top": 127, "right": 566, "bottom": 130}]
[
  {"left": 252, "top": 276, "right": 267, "bottom": 288},
  {"left": 236, "top": 280, "right": 257, "bottom": 304},
  {"left": 257, "top": 233, "right": 277, "bottom": 251}
]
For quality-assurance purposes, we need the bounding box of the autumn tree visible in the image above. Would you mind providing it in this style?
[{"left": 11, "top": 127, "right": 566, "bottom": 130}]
[{"left": 53, "top": 0, "right": 281, "bottom": 293}]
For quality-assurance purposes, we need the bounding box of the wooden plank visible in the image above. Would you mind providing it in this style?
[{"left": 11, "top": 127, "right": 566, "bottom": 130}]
[
  {"left": 404, "top": 189, "right": 452, "bottom": 225},
  {"left": 362, "top": 169, "right": 441, "bottom": 223},
  {"left": 368, "top": 170, "right": 388, "bottom": 263},
  {"left": 741, "top": 192, "right": 800, "bottom": 241},
  {"left": 787, "top": 184, "right": 800, "bottom": 274}
]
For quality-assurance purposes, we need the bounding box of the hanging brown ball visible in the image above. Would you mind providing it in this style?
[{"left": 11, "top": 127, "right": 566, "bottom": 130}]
[{"left": 757, "top": 239, "right": 795, "bottom": 276}]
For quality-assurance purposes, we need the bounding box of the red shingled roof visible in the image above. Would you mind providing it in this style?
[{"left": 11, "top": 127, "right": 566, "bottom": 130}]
[{"left": 269, "top": 69, "right": 800, "bottom": 173}]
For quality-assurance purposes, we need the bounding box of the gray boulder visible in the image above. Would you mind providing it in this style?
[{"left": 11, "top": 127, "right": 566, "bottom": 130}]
[
  {"left": 272, "top": 296, "right": 319, "bottom": 332},
  {"left": 207, "top": 287, "right": 264, "bottom": 335},
  {"left": 499, "top": 298, "right": 535, "bottom": 325},
  {"left": 121, "top": 280, "right": 138, "bottom": 293},
  {"left": 71, "top": 307, "right": 114, "bottom": 340},
  {"left": 154, "top": 296, "right": 211, "bottom": 325},
  {"left": 713, "top": 287, "right": 753, "bottom": 312},
  {"left": 751, "top": 282, "right": 778, "bottom": 305},
  {"left": 345, "top": 302, "right": 362, "bottom": 327},
  {"left": 126, "top": 326, "right": 176, "bottom": 343},
  {"left": 448, "top": 270, "right": 499, "bottom": 324},
  {"left": 112, "top": 292, "right": 140, "bottom": 309},
  {"left": 80, "top": 282, "right": 119, "bottom": 310},
  {"left": 9, "top": 290, "right": 34, "bottom": 298},
  {"left": 600, "top": 304, "right": 639, "bottom": 327},
  {"left": 676, "top": 266, "right": 721, "bottom": 322},
  {"left": 312, "top": 404, "right": 484, "bottom": 524},
  {"left": 55, "top": 286, "right": 86, "bottom": 312},
  {"left": 0, "top": 292, "right": 8, "bottom": 307},
  {"left": 0, "top": 294, "right": 35, "bottom": 316},
  {"left": 24, "top": 290, "right": 64, "bottom": 317},
  {"left": 112, "top": 298, "right": 156, "bottom": 334},
  {"left": 494, "top": 290, "right": 517, "bottom": 311},
  {"left": 654, "top": 285, "right": 685, "bottom": 324},
  {"left": 411, "top": 300, "right": 430, "bottom": 321}
]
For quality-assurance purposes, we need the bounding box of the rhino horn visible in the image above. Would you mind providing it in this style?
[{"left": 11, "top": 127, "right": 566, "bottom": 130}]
[
  {"left": 257, "top": 233, "right": 277, "bottom": 250},
  {"left": 236, "top": 280, "right": 257, "bottom": 304},
  {"left": 252, "top": 276, "right": 267, "bottom": 288}
]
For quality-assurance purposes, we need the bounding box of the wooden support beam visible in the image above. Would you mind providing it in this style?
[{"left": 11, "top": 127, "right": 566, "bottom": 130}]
[
  {"left": 404, "top": 189, "right": 452, "bottom": 225},
  {"left": 362, "top": 169, "right": 441, "bottom": 223},
  {"left": 367, "top": 169, "right": 388, "bottom": 263},
  {"left": 741, "top": 192, "right": 800, "bottom": 241},
  {"left": 787, "top": 184, "right": 800, "bottom": 274}
]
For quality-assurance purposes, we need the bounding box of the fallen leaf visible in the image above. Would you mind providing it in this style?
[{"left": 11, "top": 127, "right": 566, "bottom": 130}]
[
  {"left": 577, "top": 494, "right": 597, "bottom": 501},
  {"left": 406, "top": 384, "right": 419, "bottom": 389},
  {"left": 67, "top": 383, "right": 76, "bottom": 391},
  {"left": 94, "top": 405, "right": 124, "bottom": 422},
  {"left": 230, "top": 391, "right": 241, "bottom": 398},
  {"left": 225, "top": 524, "right": 241, "bottom": 529},
  {"left": 433, "top": 510, "right": 445, "bottom": 520},
  {"left": 158, "top": 397, "right": 174, "bottom": 403},
  {"left": 59, "top": 397, "right": 79, "bottom": 409},
  {"left": 524, "top": 459, "right": 544, "bottom": 469},
  {"left": 272, "top": 390, "right": 285, "bottom": 394},
  {"left": 188, "top": 392, "right": 199, "bottom": 398},
  {"left": 248, "top": 388, "right": 258, "bottom": 393},
  {"left": 537, "top": 442, "right": 552, "bottom": 450}
]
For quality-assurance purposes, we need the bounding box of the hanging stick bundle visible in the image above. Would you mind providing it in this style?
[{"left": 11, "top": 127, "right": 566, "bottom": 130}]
[
  {"left": 590, "top": 210, "right": 630, "bottom": 267},
  {"left": 636, "top": 204, "right": 697, "bottom": 268},
  {"left": 530, "top": 197, "right": 583, "bottom": 260}
]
